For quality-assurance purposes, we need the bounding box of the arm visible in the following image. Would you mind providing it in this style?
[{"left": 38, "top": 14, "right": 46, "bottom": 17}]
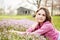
[
  {"left": 31, "top": 24, "right": 53, "bottom": 35},
  {"left": 26, "top": 22, "right": 38, "bottom": 32}
]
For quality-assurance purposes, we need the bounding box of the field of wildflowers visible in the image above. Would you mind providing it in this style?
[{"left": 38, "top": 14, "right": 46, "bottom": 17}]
[
  {"left": 0, "top": 15, "right": 60, "bottom": 40},
  {"left": 0, "top": 19, "right": 46, "bottom": 40}
]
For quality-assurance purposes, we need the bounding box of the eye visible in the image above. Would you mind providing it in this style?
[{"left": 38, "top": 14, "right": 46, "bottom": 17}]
[
  {"left": 38, "top": 13, "right": 41, "bottom": 15},
  {"left": 42, "top": 14, "right": 46, "bottom": 16}
]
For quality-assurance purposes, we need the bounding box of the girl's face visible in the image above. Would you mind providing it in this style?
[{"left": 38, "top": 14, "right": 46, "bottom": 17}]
[{"left": 35, "top": 9, "right": 46, "bottom": 23}]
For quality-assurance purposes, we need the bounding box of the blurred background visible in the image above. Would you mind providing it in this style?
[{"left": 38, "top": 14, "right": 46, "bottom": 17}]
[
  {"left": 0, "top": 0, "right": 60, "bottom": 40},
  {"left": 0, "top": 0, "right": 60, "bottom": 16}
]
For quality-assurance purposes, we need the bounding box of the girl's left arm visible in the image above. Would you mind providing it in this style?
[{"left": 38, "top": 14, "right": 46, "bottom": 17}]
[
  {"left": 31, "top": 24, "right": 53, "bottom": 35},
  {"left": 26, "top": 22, "right": 38, "bottom": 32}
]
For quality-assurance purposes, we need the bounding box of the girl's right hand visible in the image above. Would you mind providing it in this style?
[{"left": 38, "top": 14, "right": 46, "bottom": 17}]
[{"left": 18, "top": 32, "right": 26, "bottom": 35}]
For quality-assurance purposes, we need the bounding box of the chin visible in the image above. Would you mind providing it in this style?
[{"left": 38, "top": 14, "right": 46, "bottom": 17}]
[{"left": 38, "top": 21, "right": 44, "bottom": 23}]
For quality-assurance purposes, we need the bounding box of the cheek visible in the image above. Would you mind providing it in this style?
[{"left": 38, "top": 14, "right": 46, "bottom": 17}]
[
  {"left": 35, "top": 15, "right": 40, "bottom": 18},
  {"left": 35, "top": 15, "right": 39, "bottom": 19},
  {"left": 43, "top": 17, "right": 46, "bottom": 20}
]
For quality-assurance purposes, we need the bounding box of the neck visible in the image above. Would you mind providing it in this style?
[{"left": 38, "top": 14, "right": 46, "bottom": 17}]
[{"left": 38, "top": 22, "right": 43, "bottom": 26}]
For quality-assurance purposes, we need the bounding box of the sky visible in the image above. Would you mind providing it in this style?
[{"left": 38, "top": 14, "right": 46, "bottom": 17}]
[
  {"left": 0, "top": 0, "right": 37, "bottom": 11},
  {"left": 0, "top": 0, "right": 4, "bottom": 8},
  {"left": 0, "top": 0, "right": 58, "bottom": 11}
]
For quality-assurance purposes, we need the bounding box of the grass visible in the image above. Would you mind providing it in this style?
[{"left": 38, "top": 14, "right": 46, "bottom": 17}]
[
  {"left": 0, "top": 15, "right": 60, "bottom": 31},
  {"left": 52, "top": 16, "right": 60, "bottom": 31},
  {"left": 0, "top": 15, "right": 60, "bottom": 40},
  {"left": 0, "top": 15, "right": 34, "bottom": 20}
]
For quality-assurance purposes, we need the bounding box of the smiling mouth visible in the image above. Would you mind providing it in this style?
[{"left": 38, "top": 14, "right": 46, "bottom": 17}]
[{"left": 38, "top": 19, "right": 43, "bottom": 20}]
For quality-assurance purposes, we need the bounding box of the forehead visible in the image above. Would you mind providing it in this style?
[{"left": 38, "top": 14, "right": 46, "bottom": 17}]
[{"left": 37, "top": 9, "right": 45, "bottom": 14}]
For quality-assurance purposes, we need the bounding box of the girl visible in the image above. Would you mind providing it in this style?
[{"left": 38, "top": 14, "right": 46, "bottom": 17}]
[{"left": 25, "top": 7, "right": 60, "bottom": 40}]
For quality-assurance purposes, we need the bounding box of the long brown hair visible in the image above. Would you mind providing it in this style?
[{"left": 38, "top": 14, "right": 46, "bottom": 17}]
[{"left": 34, "top": 7, "right": 52, "bottom": 23}]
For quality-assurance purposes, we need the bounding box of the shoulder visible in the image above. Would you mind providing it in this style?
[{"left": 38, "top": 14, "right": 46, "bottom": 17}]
[
  {"left": 43, "top": 21, "right": 53, "bottom": 28},
  {"left": 44, "top": 21, "right": 52, "bottom": 25}
]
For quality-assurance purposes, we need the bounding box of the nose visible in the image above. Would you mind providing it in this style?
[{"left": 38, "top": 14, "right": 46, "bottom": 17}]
[{"left": 39, "top": 15, "right": 43, "bottom": 18}]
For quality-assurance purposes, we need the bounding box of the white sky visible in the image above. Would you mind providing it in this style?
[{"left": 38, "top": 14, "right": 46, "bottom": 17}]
[
  {"left": 0, "top": 0, "right": 57, "bottom": 11},
  {"left": 0, "top": 0, "right": 4, "bottom": 8},
  {"left": 1, "top": 0, "right": 37, "bottom": 11},
  {"left": 4, "top": 0, "right": 22, "bottom": 9}
]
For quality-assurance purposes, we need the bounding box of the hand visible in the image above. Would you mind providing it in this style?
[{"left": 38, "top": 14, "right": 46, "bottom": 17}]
[
  {"left": 29, "top": 32, "right": 35, "bottom": 36},
  {"left": 26, "top": 32, "right": 31, "bottom": 35},
  {"left": 19, "top": 32, "right": 26, "bottom": 35}
]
